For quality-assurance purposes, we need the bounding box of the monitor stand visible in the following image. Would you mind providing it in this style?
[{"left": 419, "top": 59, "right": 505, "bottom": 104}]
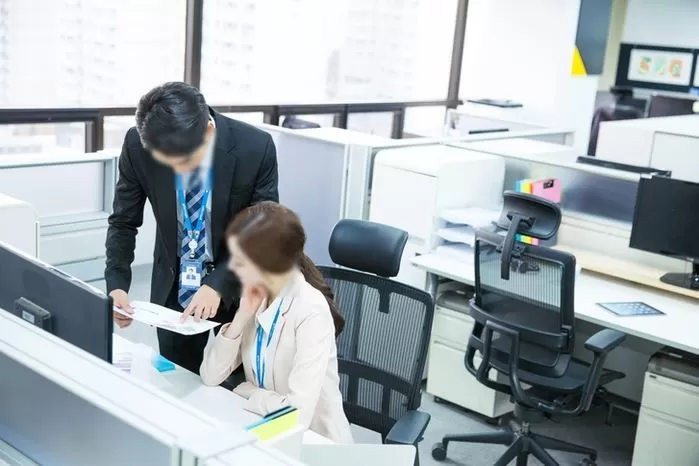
[{"left": 660, "top": 262, "right": 699, "bottom": 291}]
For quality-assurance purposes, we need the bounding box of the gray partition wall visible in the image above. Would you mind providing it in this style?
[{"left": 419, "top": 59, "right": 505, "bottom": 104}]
[
  {"left": 264, "top": 128, "right": 349, "bottom": 267},
  {"left": 0, "top": 312, "right": 244, "bottom": 466}
]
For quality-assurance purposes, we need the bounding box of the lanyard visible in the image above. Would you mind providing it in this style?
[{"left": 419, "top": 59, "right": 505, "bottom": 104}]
[
  {"left": 176, "top": 169, "right": 211, "bottom": 254},
  {"left": 255, "top": 298, "right": 284, "bottom": 389}
]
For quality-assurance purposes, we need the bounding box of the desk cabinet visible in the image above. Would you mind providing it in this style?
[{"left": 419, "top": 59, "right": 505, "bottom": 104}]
[
  {"left": 426, "top": 292, "right": 512, "bottom": 419},
  {"left": 633, "top": 351, "right": 699, "bottom": 466}
]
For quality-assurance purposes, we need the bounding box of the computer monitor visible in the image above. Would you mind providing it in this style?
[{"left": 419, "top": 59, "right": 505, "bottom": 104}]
[
  {"left": 646, "top": 94, "right": 697, "bottom": 118},
  {"left": 0, "top": 242, "right": 112, "bottom": 361},
  {"left": 629, "top": 176, "right": 699, "bottom": 290}
]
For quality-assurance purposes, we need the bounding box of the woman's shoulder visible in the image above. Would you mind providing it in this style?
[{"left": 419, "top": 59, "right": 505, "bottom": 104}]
[{"left": 291, "top": 279, "right": 332, "bottom": 319}]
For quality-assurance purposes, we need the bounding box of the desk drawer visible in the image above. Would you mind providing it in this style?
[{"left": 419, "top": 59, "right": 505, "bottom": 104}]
[
  {"left": 641, "top": 372, "right": 699, "bottom": 425},
  {"left": 426, "top": 340, "right": 511, "bottom": 418},
  {"left": 432, "top": 306, "right": 474, "bottom": 349}
]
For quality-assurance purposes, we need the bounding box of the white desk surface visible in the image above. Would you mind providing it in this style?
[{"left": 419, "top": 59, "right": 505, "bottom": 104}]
[
  {"left": 112, "top": 335, "right": 332, "bottom": 445},
  {"left": 412, "top": 254, "right": 699, "bottom": 355}
]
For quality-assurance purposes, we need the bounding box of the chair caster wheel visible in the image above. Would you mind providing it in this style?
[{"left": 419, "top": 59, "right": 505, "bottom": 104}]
[
  {"left": 579, "top": 458, "right": 596, "bottom": 466},
  {"left": 431, "top": 442, "right": 447, "bottom": 461}
]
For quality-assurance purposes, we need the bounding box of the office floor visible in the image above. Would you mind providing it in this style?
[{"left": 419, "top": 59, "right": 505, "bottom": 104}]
[{"left": 94, "top": 265, "right": 636, "bottom": 466}]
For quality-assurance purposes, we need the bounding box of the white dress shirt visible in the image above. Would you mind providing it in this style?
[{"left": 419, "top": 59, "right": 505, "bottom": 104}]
[{"left": 177, "top": 115, "right": 216, "bottom": 262}]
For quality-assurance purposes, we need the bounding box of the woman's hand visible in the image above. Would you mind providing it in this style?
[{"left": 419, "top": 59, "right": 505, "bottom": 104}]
[
  {"left": 224, "top": 285, "right": 265, "bottom": 338},
  {"left": 240, "top": 285, "right": 266, "bottom": 316}
]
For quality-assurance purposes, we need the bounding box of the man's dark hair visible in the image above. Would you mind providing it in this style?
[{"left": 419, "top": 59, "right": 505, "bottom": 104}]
[{"left": 135, "top": 82, "right": 210, "bottom": 156}]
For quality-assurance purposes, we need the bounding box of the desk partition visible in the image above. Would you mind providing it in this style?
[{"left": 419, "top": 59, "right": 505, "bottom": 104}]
[
  {"left": 0, "top": 125, "right": 577, "bottom": 280},
  {"left": 0, "top": 311, "right": 258, "bottom": 466},
  {"left": 258, "top": 124, "right": 577, "bottom": 266}
]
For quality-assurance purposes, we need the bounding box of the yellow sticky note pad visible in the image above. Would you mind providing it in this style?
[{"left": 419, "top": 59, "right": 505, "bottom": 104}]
[{"left": 247, "top": 409, "right": 300, "bottom": 442}]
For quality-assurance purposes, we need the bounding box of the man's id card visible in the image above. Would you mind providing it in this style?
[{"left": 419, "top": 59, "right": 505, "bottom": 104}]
[{"left": 180, "top": 259, "right": 204, "bottom": 290}]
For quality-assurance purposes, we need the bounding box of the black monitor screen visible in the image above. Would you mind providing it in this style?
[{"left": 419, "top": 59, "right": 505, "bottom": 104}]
[
  {"left": 0, "top": 244, "right": 112, "bottom": 362},
  {"left": 630, "top": 176, "right": 699, "bottom": 260}
]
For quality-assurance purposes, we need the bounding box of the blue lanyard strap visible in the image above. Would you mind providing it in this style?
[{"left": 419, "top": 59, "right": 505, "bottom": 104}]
[
  {"left": 255, "top": 298, "right": 284, "bottom": 389},
  {"left": 176, "top": 169, "right": 211, "bottom": 239}
]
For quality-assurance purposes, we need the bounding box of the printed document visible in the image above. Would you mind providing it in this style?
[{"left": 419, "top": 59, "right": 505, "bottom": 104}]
[{"left": 113, "top": 300, "right": 220, "bottom": 335}]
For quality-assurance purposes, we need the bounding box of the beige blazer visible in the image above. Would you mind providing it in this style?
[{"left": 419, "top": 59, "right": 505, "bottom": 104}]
[{"left": 200, "top": 269, "right": 353, "bottom": 444}]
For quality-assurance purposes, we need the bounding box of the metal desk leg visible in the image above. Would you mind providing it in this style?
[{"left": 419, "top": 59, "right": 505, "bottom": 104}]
[{"left": 427, "top": 272, "right": 440, "bottom": 300}]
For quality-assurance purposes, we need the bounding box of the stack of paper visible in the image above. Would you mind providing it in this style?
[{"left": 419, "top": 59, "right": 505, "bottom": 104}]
[
  {"left": 112, "top": 351, "right": 133, "bottom": 373},
  {"left": 436, "top": 225, "right": 476, "bottom": 247},
  {"left": 440, "top": 206, "right": 500, "bottom": 228}
]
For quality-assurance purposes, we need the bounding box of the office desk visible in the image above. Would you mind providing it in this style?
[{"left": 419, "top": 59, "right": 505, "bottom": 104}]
[
  {"left": 112, "top": 335, "right": 332, "bottom": 445},
  {"left": 412, "top": 254, "right": 699, "bottom": 355}
]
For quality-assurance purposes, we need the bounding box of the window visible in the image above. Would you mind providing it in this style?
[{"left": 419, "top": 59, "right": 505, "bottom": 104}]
[
  {"left": 0, "top": 123, "right": 86, "bottom": 154},
  {"left": 200, "top": 0, "right": 458, "bottom": 105},
  {"left": 0, "top": 0, "right": 186, "bottom": 109}
]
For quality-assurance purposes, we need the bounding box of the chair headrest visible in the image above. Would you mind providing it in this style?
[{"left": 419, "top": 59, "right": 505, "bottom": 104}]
[
  {"left": 496, "top": 191, "right": 561, "bottom": 240},
  {"left": 328, "top": 220, "right": 408, "bottom": 278},
  {"left": 490, "top": 191, "right": 562, "bottom": 281}
]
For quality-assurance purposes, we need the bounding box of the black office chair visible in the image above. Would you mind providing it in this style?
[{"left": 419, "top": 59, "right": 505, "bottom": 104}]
[
  {"left": 647, "top": 94, "right": 697, "bottom": 118},
  {"left": 281, "top": 115, "right": 321, "bottom": 129},
  {"left": 432, "top": 192, "right": 626, "bottom": 466},
  {"left": 318, "top": 219, "right": 434, "bottom": 466}
]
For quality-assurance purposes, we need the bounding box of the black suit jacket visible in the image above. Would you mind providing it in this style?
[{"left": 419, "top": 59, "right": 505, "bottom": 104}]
[{"left": 105, "top": 111, "right": 279, "bottom": 311}]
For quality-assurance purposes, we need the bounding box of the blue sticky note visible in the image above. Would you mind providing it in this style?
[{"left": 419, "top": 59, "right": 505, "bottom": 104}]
[{"left": 151, "top": 354, "right": 176, "bottom": 373}]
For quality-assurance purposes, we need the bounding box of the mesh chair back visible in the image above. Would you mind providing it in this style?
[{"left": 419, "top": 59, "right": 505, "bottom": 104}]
[
  {"left": 469, "top": 229, "right": 576, "bottom": 378},
  {"left": 319, "top": 265, "right": 433, "bottom": 437}
]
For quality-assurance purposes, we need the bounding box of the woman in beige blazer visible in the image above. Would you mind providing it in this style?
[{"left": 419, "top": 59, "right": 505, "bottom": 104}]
[{"left": 200, "top": 202, "right": 353, "bottom": 444}]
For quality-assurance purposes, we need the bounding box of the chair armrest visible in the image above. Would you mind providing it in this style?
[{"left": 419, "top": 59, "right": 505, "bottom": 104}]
[
  {"left": 385, "top": 410, "right": 431, "bottom": 446},
  {"left": 585, "top": 329, "right": 626, "bottom": 354}
]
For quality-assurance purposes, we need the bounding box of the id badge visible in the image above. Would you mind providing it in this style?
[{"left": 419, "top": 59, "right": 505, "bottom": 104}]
[{"left": 180, "top": 258, "right": 203, "bottom": 291}]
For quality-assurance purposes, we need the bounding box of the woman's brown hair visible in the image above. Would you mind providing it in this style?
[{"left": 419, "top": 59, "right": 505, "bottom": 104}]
[{"left": 226, "top": 202, "right": 345, "bottom": 337}]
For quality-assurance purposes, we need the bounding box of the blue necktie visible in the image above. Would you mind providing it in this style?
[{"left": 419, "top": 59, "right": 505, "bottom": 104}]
[{"left": 178, "top": 168, "right": 207, "bottom": 308}]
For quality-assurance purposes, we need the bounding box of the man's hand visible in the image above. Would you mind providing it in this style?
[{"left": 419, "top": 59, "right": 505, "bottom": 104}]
[
  {"left": 180, "top": 285, "right": 221, "bottom": 322},
  {"left": 110, "top": 289, "right": 133, "bottom": 329}
]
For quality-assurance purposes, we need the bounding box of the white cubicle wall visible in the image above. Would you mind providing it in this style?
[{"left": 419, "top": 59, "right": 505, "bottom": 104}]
[
  {"left": 258, "top": 124, "right": 577, "bottom": 267},
  {"left": 0, "top": 151, "right": 157, "bottom": 283},
  {"left": 0, "top": 311, "right": 257, "bottom": 466},
  {"left": 0, "top": 125, "right": 577, "bottom": 282},
  {"left": 445, "top": 105, "right": 576, "bottom": 147},
  {"left": 596, "top": 114, "right": 699, "bottom": 184},
  {"left": 0, "top": 193, "right": 38, "bottom": 257}
]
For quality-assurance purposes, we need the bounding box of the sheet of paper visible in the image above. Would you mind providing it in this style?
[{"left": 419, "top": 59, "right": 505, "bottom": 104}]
[
  {"left": 435, "top": 244, "right": 474, "bottom": 263},
  {"left": 437, "top": 226, "right": 476, "bottom": 247},
  {"left": 113, "top": 300, "right": 220, "bottom": 335},
  {"left": 440, "top": 206, "right": 500, "bottom": 228}
]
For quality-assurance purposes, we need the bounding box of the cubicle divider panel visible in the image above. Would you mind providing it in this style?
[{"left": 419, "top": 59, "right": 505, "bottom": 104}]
[
  {"left": 0, "top": 313, "right": 229, "bottom": 466},
  {"left": 0, "top": 163, "right": 105, "bottom": 217},
  {"left": 263, "top": 127, "right": 348, "bottom": 267},
  {"left": 494, "top": 154, "right": 688, "bottom": 273}
]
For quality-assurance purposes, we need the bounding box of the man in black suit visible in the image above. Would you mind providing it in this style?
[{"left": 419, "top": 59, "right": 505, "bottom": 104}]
[{"left": 105, "top": 82, "right": 278, "bottom": 373}]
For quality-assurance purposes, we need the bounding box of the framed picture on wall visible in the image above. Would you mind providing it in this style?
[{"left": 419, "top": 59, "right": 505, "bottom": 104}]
[{"left": 616, "top": 43, "right": 699, "bottom": 93}]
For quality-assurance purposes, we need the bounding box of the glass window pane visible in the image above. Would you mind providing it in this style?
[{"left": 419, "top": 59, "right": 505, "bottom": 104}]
[
  {"left": 0, "top": 123, "right": 86, "bottom": 154},
  {"left": 0, "top": 0, "right": 186, "bottom": 108},
  {"left": 347, "top": 113, "right": 394, "bottom": 138},
  {"left": 104, "top": 116, "right": 136, "bottom": 150},
  {"left": 404, "top": 106, "right": 448, "bottom": 137},
  {"left": 201, "top": 0, "right": 457, "bottom": 105},
  {"left": 222, "top": 112, "right": 266, "bottom": 125}
]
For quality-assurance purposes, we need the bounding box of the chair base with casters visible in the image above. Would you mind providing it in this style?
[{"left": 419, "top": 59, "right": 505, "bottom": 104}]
[
  {"left": 431, "top": 351, "right": 624, "bottom": 466},
  {"left": 432, "top": 403, "right": 598, "bottom": 465}
]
